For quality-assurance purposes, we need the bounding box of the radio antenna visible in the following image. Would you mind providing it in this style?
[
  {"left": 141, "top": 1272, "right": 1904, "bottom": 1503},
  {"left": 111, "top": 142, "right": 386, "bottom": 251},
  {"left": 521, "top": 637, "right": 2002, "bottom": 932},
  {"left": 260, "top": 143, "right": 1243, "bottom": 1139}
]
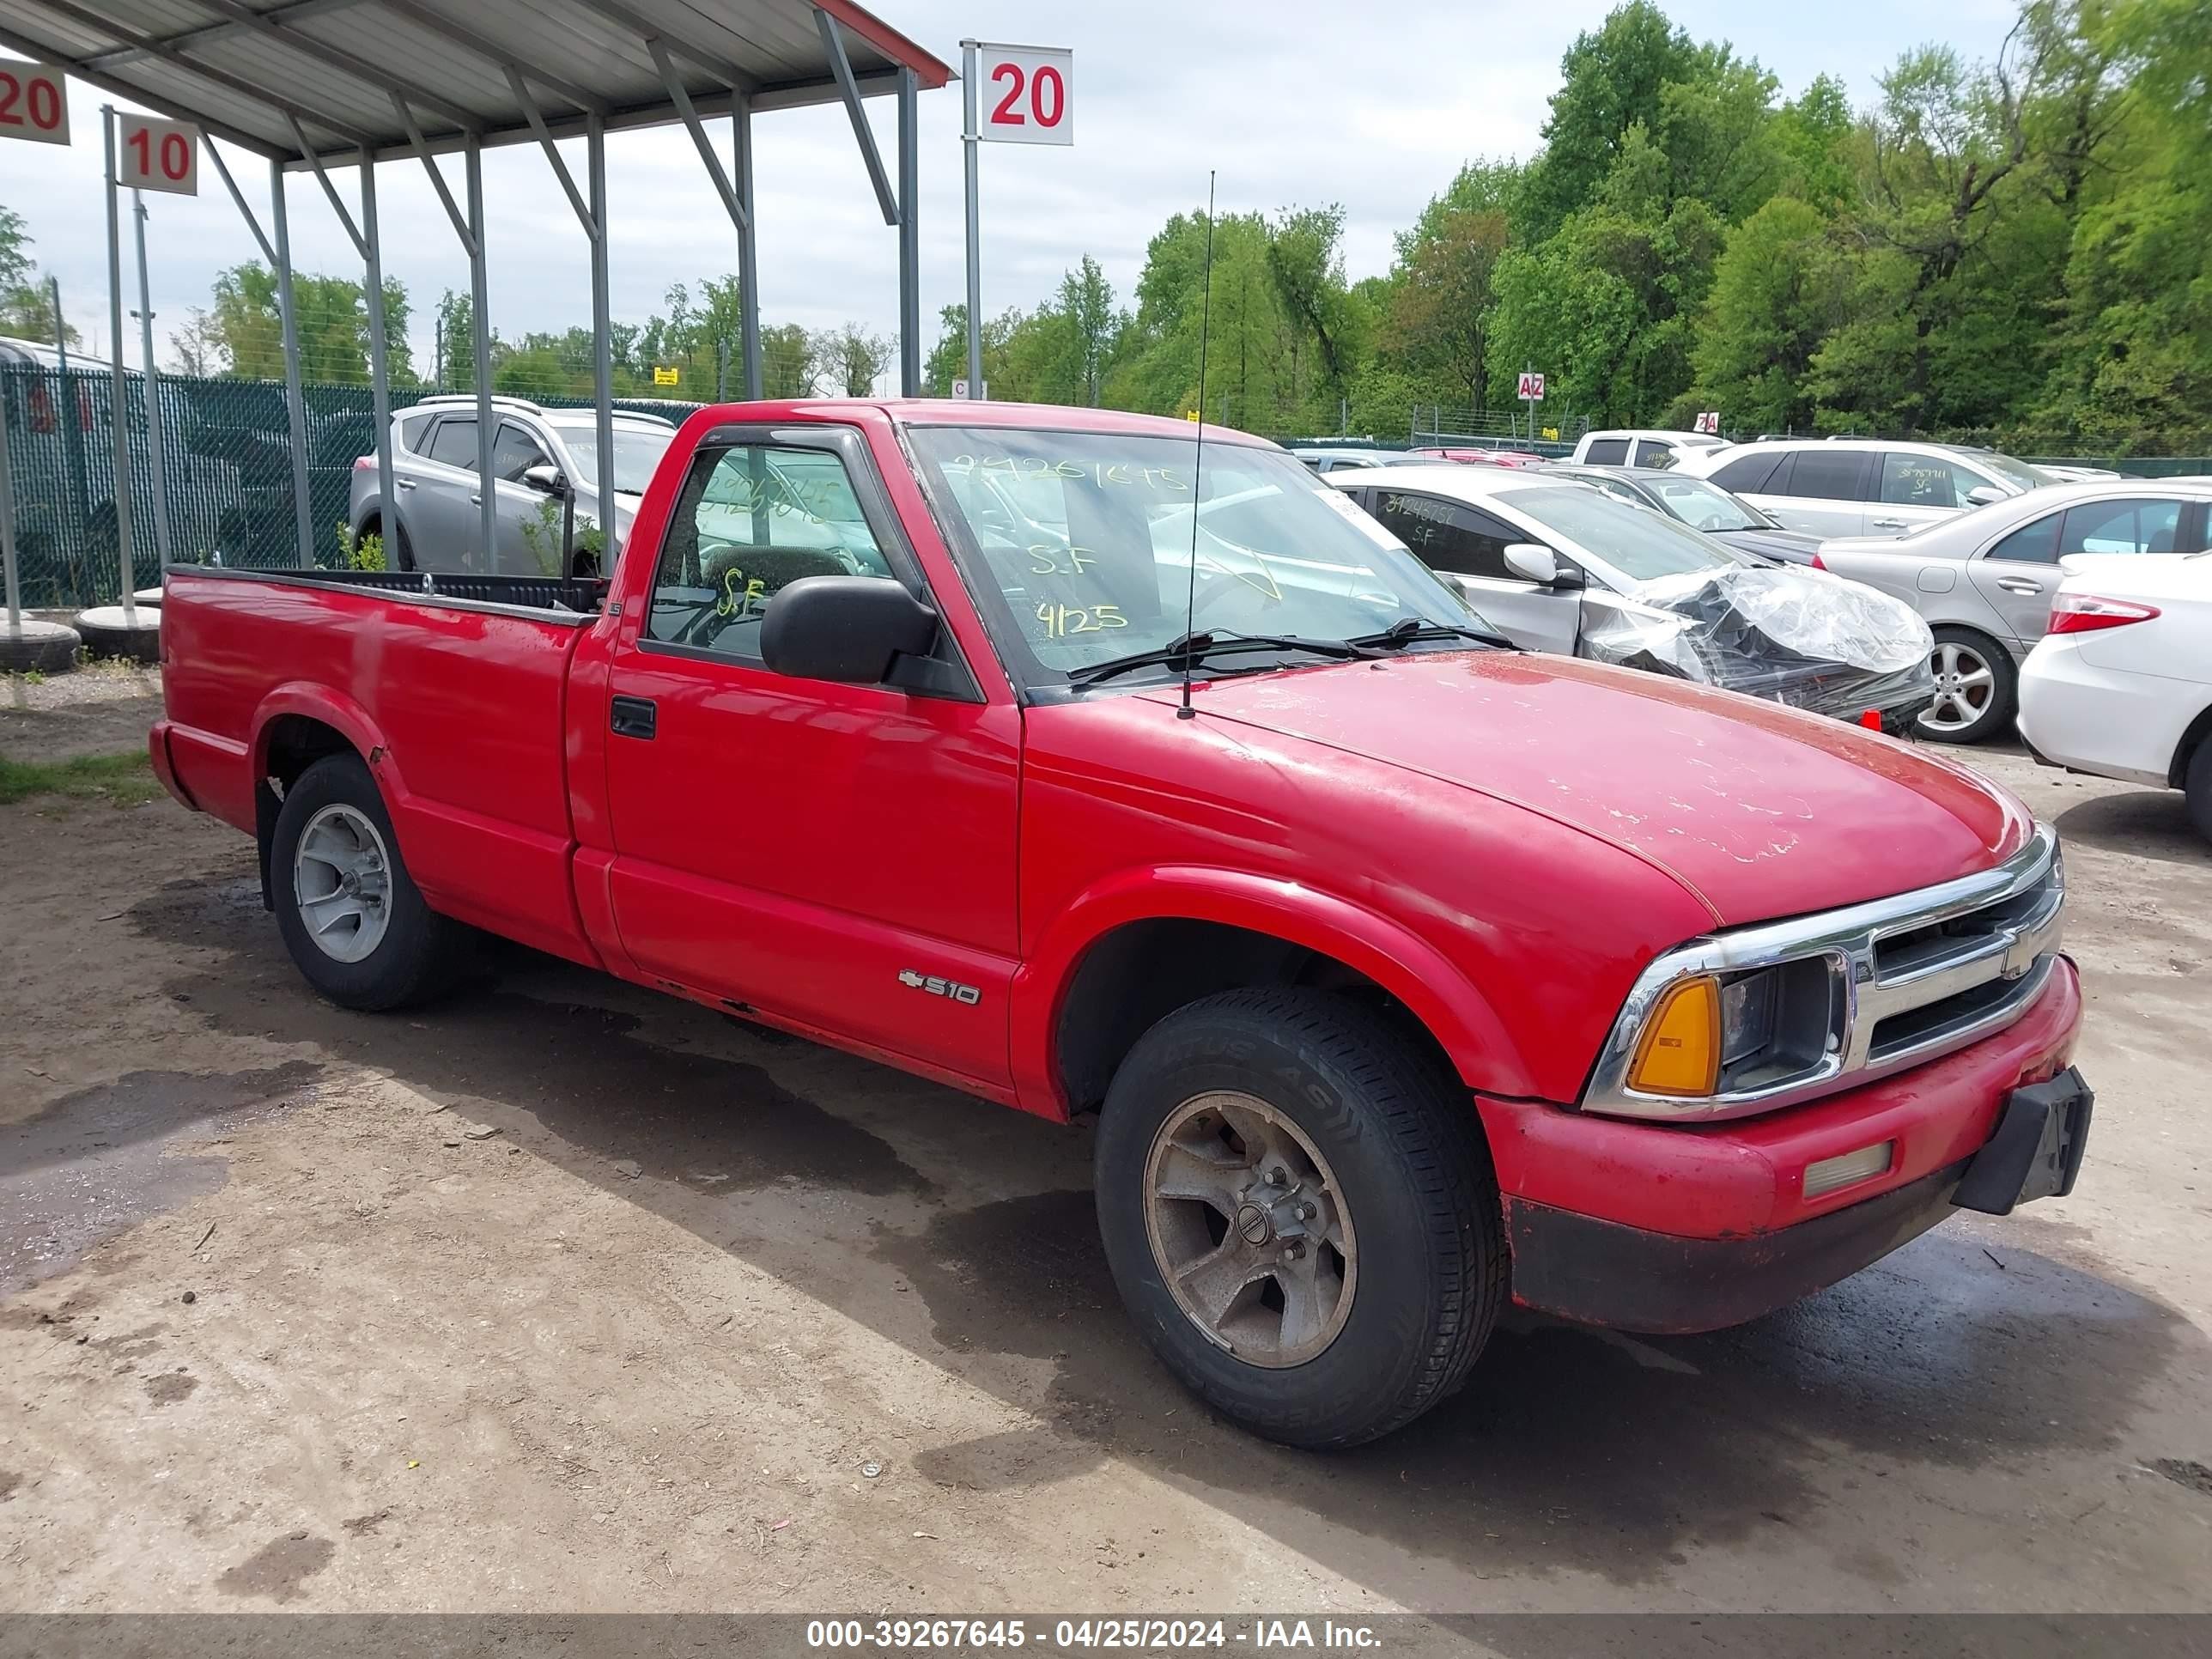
[{"left": 1177, "top": 171, "right": 1218, "bottom": 721}]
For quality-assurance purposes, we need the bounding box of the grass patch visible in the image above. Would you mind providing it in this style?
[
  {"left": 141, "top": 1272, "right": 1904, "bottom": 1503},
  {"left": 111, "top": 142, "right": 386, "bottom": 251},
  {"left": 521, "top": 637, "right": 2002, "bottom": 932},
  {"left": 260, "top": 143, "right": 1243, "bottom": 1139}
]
[{"left": 0, "top": 750, "right": 162, "bottom": 807}]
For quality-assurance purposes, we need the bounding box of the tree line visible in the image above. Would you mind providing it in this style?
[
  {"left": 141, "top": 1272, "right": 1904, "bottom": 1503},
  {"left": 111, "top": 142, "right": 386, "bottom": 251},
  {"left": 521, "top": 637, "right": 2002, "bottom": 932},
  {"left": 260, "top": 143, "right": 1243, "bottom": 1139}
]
[
  {"left": 939, "top": 0, "right": 2207, "bottom": 452},
  {"left": 5, "top": 0, "right": 2201, "bottom": 452}
]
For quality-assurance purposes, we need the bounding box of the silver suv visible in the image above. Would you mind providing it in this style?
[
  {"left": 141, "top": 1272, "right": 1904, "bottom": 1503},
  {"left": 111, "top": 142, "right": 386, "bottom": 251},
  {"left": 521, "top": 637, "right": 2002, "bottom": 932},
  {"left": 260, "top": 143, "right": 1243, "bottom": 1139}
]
[
  {"left": 1819, "top": 477, "right": 2212, "bottom": 742},
  {"left": 1674, "top": 438, "right": 2050, "bottom": 538},
  {"left": 349, "top": 396, "right": 678, "bottom": 575}
]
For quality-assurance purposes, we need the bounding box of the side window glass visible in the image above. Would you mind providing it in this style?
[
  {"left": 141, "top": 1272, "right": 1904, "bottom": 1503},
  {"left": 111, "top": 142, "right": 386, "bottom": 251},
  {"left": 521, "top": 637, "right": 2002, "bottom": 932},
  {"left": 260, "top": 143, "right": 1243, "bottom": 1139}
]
[
  {"left": 1638, "top": 441, "right": 1678, "bottom": 469},
  {"left": 492, "top": 422, "right": 550, "bottom": 483},
  {"left": 1785, "top": 449, "right": 1869, "bottom": 501},
  {"left": 647, "top": 443, "right": 897, "bottom": 663},
  {"left": 1986, "top": 513, "right": 2061, "bottom": 565},
  {"left": 1373, "top": 494, "right": 1515, "bottom": 580},
  {"left": 1880, "top": 453, "right": 1966, "bottom": 507},
  {"left": 427, "top": 417, "right": 478, "bottom": 472},
  {"left": 1583, "top": 439, "right": 1629, "bottom": 465},
  {"left": 2058, "top": 499, "right": 2182, "bottom": 557},
  {"left": 1712, "top": 451, "right": 1784, "bottom": 493}
]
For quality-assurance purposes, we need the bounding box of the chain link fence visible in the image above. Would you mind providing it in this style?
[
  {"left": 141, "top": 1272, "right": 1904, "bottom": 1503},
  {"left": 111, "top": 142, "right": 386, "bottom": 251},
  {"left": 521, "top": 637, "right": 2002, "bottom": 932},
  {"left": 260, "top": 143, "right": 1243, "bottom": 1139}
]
[
  {"left": 9, "top": 362, "right": 2207, "bottom": 611},
  {"left": 0, "top": 364, "right": 700, "bottom": 610}
]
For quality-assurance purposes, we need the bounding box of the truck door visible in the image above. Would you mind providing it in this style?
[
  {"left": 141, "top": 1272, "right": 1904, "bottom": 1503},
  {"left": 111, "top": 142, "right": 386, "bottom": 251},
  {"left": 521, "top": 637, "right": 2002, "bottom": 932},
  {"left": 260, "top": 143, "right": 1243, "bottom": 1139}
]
[{"left": 599, "top": 424, "right": 1021, "bottom": 1090}]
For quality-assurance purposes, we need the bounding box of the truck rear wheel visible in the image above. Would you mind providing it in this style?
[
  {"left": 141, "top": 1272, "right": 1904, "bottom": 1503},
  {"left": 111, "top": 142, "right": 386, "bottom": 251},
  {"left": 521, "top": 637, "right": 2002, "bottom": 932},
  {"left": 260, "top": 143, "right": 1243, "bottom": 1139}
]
[
  {"left": 271, "top": 753, "right": 460, "bottom": 1011},
  {"left": 1093, "top": 988, "right": 1505, "bottom": 1448}
]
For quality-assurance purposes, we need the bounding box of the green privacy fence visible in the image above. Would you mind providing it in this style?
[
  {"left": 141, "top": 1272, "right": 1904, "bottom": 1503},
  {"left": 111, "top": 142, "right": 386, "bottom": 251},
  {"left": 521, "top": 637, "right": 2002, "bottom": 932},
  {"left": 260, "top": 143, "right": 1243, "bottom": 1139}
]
[
  {"left": 8, "top": 364, "right": 2209, "bottom": 611},
  {"left": 0, "top": 364, "right": 698, "bottom": 610}
]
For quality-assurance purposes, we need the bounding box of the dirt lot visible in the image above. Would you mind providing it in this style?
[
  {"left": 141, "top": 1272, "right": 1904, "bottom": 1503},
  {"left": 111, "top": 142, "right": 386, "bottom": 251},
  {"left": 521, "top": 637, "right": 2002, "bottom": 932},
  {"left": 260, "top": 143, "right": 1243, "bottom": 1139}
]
[{"left": 1, "top": 701, "right": 2209, "bottom": 1616}]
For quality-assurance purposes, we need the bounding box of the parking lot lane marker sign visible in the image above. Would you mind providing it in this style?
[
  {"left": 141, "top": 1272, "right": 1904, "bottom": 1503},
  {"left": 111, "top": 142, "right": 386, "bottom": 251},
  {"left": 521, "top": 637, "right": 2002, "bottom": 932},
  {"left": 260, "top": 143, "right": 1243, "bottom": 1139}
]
[
  {"left": 117, "top": 112, "right": 198, "bottom": 195},
  {"left": 0, "top": 62, "right": 70, "bottom": 147}
]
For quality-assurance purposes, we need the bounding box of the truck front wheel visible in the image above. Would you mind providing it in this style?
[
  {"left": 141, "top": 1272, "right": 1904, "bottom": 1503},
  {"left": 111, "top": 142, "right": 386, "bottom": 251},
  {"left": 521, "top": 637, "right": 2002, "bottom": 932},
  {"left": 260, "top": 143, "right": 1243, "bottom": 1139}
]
[
  {"left": 1093, "top": 988, "right": 1506, "bottom": 1448},
  {"left": 271, "top": 753, "right": 461, "bottom": 1011}
]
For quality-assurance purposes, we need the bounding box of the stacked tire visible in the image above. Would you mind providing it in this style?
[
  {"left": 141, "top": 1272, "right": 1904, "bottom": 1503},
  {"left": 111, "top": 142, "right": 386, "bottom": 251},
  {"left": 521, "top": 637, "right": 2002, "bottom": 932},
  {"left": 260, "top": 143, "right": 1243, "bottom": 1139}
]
[
  {"left": 71, "top": 604, "right": 161, "bottom": 665},
  {"left": 0, "top": 618, "right": 81, "bottom": 675}
]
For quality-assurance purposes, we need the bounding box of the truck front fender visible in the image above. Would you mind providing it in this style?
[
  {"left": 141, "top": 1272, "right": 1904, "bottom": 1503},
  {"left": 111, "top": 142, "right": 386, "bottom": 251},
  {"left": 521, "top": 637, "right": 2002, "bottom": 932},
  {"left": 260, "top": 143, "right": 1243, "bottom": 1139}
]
[{"left": 1010, "top": 864, "right": 1540, "bottom": 1118}]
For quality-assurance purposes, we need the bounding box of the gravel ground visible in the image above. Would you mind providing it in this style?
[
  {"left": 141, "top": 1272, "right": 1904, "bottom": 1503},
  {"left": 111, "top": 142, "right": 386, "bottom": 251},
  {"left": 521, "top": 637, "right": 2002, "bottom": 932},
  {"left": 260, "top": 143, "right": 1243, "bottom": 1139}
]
[
  {"left": 0, "top": 661, "right": 164, "bottom": 765},
  {"left": 0, "top": 714, "right": 2207, "bottom": 1620}
]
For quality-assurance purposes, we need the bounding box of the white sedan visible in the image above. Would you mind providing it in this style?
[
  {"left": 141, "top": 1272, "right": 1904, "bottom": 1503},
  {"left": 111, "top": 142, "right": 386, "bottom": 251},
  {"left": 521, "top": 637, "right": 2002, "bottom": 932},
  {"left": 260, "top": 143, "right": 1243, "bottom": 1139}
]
[{"left": 2017, "top": 552, "right": 2212, "bottom": 843}]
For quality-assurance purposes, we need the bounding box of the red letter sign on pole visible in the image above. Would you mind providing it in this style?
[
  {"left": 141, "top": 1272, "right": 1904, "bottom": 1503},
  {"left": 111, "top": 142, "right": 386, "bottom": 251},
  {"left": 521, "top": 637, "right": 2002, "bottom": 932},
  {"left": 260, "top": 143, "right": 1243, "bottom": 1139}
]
[
  {"left": 1516, "top": 371, "right": 1547, "bottom": 403},
  {"left": 975, "top": 44, "right": 1073, "bottom": 146},
  {"left": 117, "top": 112, "right": 198, "bottom": 196},
  {"left": 0, "top": 61, "right": 71, "bottom": 147}
]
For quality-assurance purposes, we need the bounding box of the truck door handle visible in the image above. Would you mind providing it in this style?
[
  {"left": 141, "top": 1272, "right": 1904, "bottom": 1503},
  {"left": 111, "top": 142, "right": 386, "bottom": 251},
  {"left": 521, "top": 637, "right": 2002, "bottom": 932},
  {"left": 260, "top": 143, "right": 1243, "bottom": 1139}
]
[
  {"left": 1870, "top": 517, "right": 1907, "bottom": 529},
  {"left": 1996, "top": 577, "right": 2045, "bottom": 595},
  {"left": 610, "top": 696, "right": 657, "bottom": 740},
  {"left": 396, "top": 478, "right": 416, "bottom": 490},
  {"left": 469, "top": 492, "right": 482, "bottom": 505}
]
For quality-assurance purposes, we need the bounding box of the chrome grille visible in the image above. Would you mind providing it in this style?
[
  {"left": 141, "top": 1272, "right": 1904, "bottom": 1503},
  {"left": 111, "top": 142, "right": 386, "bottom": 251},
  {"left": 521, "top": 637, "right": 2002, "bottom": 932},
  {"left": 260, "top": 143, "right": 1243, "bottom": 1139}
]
[{"left": 1583, "top": 829, "right": 2064, "bottom": 1122}]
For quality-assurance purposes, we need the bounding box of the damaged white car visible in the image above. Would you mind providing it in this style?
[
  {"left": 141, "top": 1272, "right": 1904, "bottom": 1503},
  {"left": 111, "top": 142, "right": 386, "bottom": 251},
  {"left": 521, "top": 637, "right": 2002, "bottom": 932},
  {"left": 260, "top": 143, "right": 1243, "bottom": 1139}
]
[{"left": 1328, "top": 465, "right": 1936, "bottom": 725}]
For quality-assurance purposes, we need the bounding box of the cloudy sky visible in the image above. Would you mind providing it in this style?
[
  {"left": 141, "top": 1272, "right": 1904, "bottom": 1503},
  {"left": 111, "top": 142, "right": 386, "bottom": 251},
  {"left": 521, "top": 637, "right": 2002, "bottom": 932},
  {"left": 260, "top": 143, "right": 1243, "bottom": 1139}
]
[{"left": 3, "top": 0, "right": 2021, "bottom": 382}]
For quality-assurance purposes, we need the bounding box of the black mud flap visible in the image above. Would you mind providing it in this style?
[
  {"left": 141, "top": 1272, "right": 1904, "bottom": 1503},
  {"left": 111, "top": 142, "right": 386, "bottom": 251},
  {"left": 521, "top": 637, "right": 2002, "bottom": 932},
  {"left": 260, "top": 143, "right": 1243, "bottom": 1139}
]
[{"left": 1952, "top": 1066, "right": 2094, "bottom": 1217}]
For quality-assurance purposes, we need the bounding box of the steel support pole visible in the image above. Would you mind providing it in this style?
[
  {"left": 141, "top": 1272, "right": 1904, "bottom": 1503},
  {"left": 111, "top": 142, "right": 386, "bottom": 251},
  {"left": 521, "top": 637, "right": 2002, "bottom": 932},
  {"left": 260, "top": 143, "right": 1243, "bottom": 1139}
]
[
  {"left": 465, "top": 136, "right": 495, "bottom": 570},
  {"left": 961, "top": 40, "right": 981, "bottom": 398},
  {"left": 0, "top": 361, "right": 21, "bottom": 631},
  {"left": 102, "top": 110, "right": 140, "bottom": 622},
  {"left": 587, "top": 112, "right": 614, "bottom": 555},
  {"left": 270, "top": 158, "right": 313, "bottom": 568},
  {"left": 896, "top": 66, "right": 920, "bottom": 398},
  {"left": 361, "top": 149, "right": 394, "bottom": 559},
  {"left": 131, "top": 189, "right": 174, "bottom": 568},
  {"left": 734, "top": 94, "right": 760, "bottom": 399}
]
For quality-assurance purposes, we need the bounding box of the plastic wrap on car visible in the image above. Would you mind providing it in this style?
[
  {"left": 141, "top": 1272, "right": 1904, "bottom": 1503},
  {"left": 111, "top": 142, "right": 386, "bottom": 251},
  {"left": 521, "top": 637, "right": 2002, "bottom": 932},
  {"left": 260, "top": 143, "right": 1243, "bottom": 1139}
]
[{"left": 1577, "top": 566, "right": 1936, "bottom": 720}]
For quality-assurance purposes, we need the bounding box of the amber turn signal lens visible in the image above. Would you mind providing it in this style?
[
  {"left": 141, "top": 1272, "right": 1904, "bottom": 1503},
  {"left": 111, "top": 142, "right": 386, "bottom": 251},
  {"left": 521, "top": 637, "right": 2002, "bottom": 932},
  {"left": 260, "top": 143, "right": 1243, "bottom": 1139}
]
[{"left": 1626, "top": 975, "right": 1721, "bottom": 1097}]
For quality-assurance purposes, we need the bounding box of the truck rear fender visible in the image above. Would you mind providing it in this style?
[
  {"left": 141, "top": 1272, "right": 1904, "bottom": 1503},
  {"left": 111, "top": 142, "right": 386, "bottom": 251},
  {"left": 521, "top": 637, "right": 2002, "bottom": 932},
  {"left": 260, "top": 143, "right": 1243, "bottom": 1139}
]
[
  {"left": 247, "top": 686, "right": 406, "bottom": 912},
  {"left": 1013, "top": 866, "right": 1539, "bottom": 1121}
]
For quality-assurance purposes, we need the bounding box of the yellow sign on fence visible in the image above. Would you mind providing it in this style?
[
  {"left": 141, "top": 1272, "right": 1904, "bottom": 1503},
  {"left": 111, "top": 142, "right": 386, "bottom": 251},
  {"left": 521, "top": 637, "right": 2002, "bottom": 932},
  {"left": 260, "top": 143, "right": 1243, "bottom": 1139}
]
[
  {"left": 653, "top": 366, "right": 679, "bottom": 386},
  {"left": 1541, "top": 427, "right": 1559, "bottom": 441}
]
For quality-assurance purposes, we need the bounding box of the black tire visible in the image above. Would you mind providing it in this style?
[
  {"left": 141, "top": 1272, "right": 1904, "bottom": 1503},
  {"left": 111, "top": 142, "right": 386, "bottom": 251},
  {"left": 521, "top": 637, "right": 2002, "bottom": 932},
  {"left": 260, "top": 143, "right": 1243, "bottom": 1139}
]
[
  {"left": 2185, "top": 738, "right": 2212, "bottom": 848},
  {"left": 271, "top": 753, "right": 461, "bottom": 1012},
  {"left": 0, "top": 619, "right": 82, "bottom": 675},
  {"left": 72, "top": 605, "right": 161, "bottom": 665},
  {"left": 1915, "top": 626, "right": 2017, "bottom": 744},
  {"left": 390, "top": 519, "right": 417, "bottom": 574},
  {"left": 1094, "top": 988, "right": 1506, "bottom": 1449}
]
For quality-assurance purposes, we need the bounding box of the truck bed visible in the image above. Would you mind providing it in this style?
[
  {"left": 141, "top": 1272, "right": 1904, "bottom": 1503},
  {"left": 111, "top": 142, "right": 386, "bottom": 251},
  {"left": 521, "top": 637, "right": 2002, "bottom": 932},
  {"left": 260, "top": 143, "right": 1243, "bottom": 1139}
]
[{"left": 155, "top": 562, "right": 610, "bottom": 969}]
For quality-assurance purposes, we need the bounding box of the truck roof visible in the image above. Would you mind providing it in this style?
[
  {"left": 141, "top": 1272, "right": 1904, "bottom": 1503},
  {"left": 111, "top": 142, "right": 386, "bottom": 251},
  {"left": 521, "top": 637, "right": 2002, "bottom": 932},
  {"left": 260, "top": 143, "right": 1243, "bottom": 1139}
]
[{"left": 687, "top": 397, "right": 1277, "bottom": 449}]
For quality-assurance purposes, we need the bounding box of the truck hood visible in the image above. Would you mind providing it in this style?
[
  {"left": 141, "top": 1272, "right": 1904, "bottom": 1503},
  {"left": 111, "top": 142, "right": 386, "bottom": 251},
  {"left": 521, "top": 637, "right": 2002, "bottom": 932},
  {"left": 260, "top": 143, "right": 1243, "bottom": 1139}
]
[{"left": 1138, "top": 651, "right": 2031, "bottom": 927}]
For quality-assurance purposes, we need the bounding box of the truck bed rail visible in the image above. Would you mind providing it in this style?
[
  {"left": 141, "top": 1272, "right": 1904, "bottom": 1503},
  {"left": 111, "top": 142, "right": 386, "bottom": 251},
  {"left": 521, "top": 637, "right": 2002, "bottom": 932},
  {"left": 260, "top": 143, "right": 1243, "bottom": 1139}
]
[{"left": 166, "top": 565, "right": 609, "bottom": 617}]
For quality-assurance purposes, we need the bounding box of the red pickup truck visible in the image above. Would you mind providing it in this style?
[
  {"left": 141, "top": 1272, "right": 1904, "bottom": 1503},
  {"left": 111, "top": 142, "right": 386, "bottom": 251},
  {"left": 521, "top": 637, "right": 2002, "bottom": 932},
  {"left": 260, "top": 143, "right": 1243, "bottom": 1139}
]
[{"left": 152, "top": 399, "right": 2092, "bottom": 1448}]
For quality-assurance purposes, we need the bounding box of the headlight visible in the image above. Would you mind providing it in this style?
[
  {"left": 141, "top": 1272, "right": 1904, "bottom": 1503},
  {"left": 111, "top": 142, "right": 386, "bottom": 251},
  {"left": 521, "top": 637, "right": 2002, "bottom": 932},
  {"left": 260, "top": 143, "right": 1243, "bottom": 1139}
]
[{"left": 1622, "top": 958, "right": 1842, "bottom": 1101}]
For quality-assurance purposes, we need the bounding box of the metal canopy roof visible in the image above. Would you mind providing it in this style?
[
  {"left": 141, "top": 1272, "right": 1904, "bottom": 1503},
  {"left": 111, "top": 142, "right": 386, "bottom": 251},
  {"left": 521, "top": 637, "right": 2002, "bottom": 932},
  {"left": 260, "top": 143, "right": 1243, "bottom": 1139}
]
[{"left": 0, "top": 0, "right": 953, "bottom": 165}]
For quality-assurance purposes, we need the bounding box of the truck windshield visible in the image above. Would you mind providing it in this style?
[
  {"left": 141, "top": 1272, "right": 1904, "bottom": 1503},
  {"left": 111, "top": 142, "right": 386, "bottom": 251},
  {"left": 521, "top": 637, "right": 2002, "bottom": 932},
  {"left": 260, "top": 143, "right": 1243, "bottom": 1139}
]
[{"left": 907, "top": 427, "right": 1484, "bottom": 684}]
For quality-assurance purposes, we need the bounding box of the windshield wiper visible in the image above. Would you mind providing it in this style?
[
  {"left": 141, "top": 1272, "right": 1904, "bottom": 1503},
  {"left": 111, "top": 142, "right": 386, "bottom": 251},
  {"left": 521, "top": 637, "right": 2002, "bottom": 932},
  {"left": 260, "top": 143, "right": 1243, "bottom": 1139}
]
[
  {"left": 1344, "top": 617, "right": 1516, "bottom": 652},
  {"left": 1064, "top": 630, "right": 1375, "bottom": 688}
]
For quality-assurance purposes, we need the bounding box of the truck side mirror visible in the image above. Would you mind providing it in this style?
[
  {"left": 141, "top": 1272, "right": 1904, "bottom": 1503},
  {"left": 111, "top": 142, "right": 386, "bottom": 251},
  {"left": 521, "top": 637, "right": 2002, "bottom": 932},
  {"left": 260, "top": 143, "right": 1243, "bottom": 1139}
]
[
  {"left": 760, "top": 575, "right": 939, "bottom": 684},
  {"left": 522, "top": 462, "right": 568, "bottom": 496}
]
